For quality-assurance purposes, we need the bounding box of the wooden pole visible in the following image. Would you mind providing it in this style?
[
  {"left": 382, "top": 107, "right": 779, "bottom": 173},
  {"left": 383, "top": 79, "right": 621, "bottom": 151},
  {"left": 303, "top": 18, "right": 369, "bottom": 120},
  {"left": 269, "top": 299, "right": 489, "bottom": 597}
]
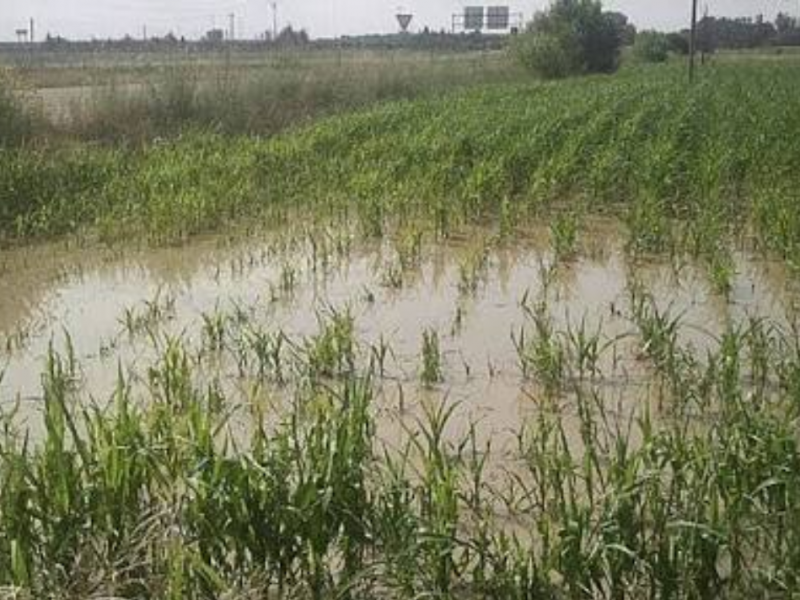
[{"left": 689, "top": 0, "right": 699, "bottom": 83}]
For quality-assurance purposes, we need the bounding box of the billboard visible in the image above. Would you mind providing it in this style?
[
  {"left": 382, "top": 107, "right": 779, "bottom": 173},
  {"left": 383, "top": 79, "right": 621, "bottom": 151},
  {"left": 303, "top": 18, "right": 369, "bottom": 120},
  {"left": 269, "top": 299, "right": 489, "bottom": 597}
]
[
  {"left": 464, "top": 6, "right": 485, "bottom": 31},
  {"left": 487, "top": 6, "right": 510, "bottom": 30}
]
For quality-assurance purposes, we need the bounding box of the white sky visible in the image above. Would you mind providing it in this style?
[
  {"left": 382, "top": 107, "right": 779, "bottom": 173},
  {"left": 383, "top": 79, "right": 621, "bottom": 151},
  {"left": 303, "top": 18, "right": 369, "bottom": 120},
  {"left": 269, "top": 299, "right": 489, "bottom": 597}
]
[{"left": 1, "top": 1, "right": 798, "bottom": 41}]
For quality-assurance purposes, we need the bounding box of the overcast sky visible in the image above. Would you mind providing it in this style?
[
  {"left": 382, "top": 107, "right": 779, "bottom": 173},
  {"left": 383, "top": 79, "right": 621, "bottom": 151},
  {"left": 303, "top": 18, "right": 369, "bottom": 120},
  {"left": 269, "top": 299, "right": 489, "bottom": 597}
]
[{"left": 1, "top": 0, "right": 798, "bottom": 42}]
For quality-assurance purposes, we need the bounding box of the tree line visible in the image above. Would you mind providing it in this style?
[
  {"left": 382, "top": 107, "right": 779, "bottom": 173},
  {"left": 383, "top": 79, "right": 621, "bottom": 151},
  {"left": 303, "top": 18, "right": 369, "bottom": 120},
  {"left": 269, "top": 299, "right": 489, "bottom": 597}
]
[{"left": 514, "top": 0, "right": 800, "bottom": 79}]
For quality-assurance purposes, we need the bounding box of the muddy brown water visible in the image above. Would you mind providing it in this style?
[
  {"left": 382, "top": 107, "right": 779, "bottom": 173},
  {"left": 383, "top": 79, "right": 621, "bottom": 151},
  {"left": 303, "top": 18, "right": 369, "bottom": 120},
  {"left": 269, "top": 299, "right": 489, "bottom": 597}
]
[{"left": 0, "top": 221, "right": 796, "bottom": 449}]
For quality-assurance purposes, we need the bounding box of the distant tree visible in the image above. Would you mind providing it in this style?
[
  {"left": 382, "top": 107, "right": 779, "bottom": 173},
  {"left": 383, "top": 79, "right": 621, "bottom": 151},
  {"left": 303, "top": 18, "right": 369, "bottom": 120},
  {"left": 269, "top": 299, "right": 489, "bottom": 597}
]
[
  {"left": 607, "top": 11, "right": 637, "bottom": 45},
  {"left": 692, "top": 16, "right": 776, "bottom": 51},
  {"left": 666, "top": 32, "right": 690, "bottom": 55},
  {"left": 776, "top": 12, "right": 796, "bottom": 35},
  {"left": 514, "top": 0, "right": 626, "bottom": 79},
  {"left": 775, "top": 12, "right": 800, "bottom": 45},
  {"left": 696, "top": 16, "right": 717, "bottom": 55},
  {"left": 276, "top": 26, "right": 310, "bottom": 46},
  {"left": 633, "top": 30, "right": 670, "bottom": 63}
]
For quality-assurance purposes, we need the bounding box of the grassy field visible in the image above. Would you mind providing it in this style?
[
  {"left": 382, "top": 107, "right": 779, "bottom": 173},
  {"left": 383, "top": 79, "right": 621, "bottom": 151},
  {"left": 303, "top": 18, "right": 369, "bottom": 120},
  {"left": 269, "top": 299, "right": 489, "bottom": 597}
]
[
  {"left": 3, "top": 61, "right": 800, "bottom": 265},
  {"left": 3, "top": 56, "right": 800, "bottom": 598},
  {"left": 3, "top": 49, "right": 522, "bottom": 141}
]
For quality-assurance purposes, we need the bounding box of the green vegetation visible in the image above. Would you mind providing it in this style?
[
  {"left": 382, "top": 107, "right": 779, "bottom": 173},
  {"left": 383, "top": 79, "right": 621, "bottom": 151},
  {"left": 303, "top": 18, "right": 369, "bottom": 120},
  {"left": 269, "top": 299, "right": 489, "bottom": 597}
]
[
  {"left": 3, "top": 62, "right": 800, "bottom": 269},
  {"left": 514, "top": 0, "right": 626, "bottom": 79},
  {"left": 12, "top": 52, "right": 523, "bottom": 142},
  {"left": 4, "top": 52, "right": 800, "bottom": 598},
  {"left": 633, "top": 30, "right": 671, "bottom": 63},
  {"left": 0, "top": 71, "right": 39, "bottom": 147},
  {"left": 4, "top": 282, "right": 800, "bottom": 597},
  {"left": 420, "top": 329, "right": 444, "bottom": 386}
]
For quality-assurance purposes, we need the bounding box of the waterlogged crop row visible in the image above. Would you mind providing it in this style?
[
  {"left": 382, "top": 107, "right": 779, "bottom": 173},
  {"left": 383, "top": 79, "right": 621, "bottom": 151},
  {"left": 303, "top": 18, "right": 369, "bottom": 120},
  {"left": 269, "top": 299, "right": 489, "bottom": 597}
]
[
  {"left": 2, "top": 63, "right": 800, "bottom": 257},
  {"left": 4, "top": 291, "right": 800, "bottom": 597}
]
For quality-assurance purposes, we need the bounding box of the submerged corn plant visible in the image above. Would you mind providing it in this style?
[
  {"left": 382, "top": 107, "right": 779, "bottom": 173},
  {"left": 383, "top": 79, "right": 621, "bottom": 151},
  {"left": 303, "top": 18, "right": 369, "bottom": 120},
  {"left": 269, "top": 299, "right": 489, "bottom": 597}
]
[
  {"left": 302, "top": 307, "right": 357, "bottom": 381},
  {"left": 420, "top": 329, "right": 444, "bottom": 387},
  {"left": 513, "top": 297, "right": 566, "bottom": 395}
]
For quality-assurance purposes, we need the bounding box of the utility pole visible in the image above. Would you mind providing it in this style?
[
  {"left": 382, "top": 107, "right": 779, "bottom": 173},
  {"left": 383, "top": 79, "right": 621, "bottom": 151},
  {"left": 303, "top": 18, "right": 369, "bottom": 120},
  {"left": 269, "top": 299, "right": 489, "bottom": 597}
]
[
  {"left": 689, "top": 0, "right": 699, "bottom": 83},
  {"left": 272, "top": 3, "right": 278, "bottom": 40},
  {"left": 29, "top": 18, "right": 35, "bottom": 43},
  {"left": 700, "top": 4, "right": 708, "bottom": 65},
  {"left": 229, "top": 13, "right": 235, "bottom": 41}
]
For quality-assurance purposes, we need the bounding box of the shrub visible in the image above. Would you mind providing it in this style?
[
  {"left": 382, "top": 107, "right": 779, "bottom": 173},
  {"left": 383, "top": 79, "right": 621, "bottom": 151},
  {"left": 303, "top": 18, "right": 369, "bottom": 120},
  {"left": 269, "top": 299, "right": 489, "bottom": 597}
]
[
  {"left": 514, "top": 0, "right": 625, "bottom": 79},
  {"left": 667, "top": 32, "right": 691, "bottom": 55},
  {"left": 634, "top": 30, "right": 671, "bottom": 63},
  {"left": 513, "top": 28, "right": 582, "bottom": 79}
]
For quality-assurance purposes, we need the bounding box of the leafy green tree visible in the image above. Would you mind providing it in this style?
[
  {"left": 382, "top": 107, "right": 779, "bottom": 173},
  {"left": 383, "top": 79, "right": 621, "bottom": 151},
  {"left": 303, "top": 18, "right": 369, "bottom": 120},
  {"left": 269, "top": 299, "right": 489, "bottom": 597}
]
[
  {"left": 666, "top": 32, "right": 690, "bottom": 55},
  {"left": 633, "top": 30, "right": 670, "bottom": 63},
  {"left": 514, "top": 0, "right": 625, "bottom": 79}
]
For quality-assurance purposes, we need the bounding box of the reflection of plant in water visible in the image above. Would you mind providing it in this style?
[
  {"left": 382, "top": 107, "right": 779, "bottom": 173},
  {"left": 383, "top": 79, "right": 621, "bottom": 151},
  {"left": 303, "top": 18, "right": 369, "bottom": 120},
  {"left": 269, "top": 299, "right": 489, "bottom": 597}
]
[
  {"left": 457, "top": 243, "right": 490, "bottom": 297},
  {"left": 370, "top": 335, "right": 393, "bottom": 378},
  {"left": 380, "top": 261, "right": 405, "bottom": 290},
  {"left": 279, "top": 263, "right": 298, "bottom": 295},
  {"left": 119, "top": 288, "right": 176, "bottom": 339},
  {"left": 550, "top": 211, "right": 579, "bottom": 262}
]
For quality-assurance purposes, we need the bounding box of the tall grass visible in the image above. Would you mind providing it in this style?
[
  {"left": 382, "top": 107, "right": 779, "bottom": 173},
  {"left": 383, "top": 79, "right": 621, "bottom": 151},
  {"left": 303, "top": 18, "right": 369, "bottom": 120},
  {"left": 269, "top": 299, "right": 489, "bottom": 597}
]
[
  {"left": 30, "top": 52, "right": 523, "bottom": 142},
  {"left": 0, "top": 70, "right": 39, "bottom": 148}
]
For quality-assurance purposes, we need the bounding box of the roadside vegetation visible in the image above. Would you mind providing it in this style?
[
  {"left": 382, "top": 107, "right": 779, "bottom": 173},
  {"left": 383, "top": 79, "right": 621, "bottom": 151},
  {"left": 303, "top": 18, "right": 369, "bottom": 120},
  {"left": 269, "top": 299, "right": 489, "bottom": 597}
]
[{"left": 6, "top": 51, "right": 523, "bottom": 142}]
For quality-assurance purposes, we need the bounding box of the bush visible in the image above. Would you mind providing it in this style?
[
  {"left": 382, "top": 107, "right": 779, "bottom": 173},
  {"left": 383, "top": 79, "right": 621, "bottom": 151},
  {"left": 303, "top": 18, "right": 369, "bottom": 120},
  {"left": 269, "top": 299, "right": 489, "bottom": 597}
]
[
  {"left": 666, "top": 32, "right": 690, "bottom": 55},
  {"left": 634, "top": 31, "right": 671, "bottom": 63},
  {"left": 513, "top": 29, "right": 582, "bottom": 79},
  {"left": 514, "top": 0, "right": 625, "bottom": 79}
]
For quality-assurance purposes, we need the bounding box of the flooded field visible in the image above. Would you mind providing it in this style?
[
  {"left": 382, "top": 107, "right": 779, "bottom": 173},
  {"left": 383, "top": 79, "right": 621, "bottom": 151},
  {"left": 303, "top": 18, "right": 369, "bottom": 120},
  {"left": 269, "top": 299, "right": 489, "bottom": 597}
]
[
  {"left": 5, "top": 33, "right": 800, "bottom": 597},
  {"left": 2, "top": 219, "right": 796, "bottom": 449}
]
